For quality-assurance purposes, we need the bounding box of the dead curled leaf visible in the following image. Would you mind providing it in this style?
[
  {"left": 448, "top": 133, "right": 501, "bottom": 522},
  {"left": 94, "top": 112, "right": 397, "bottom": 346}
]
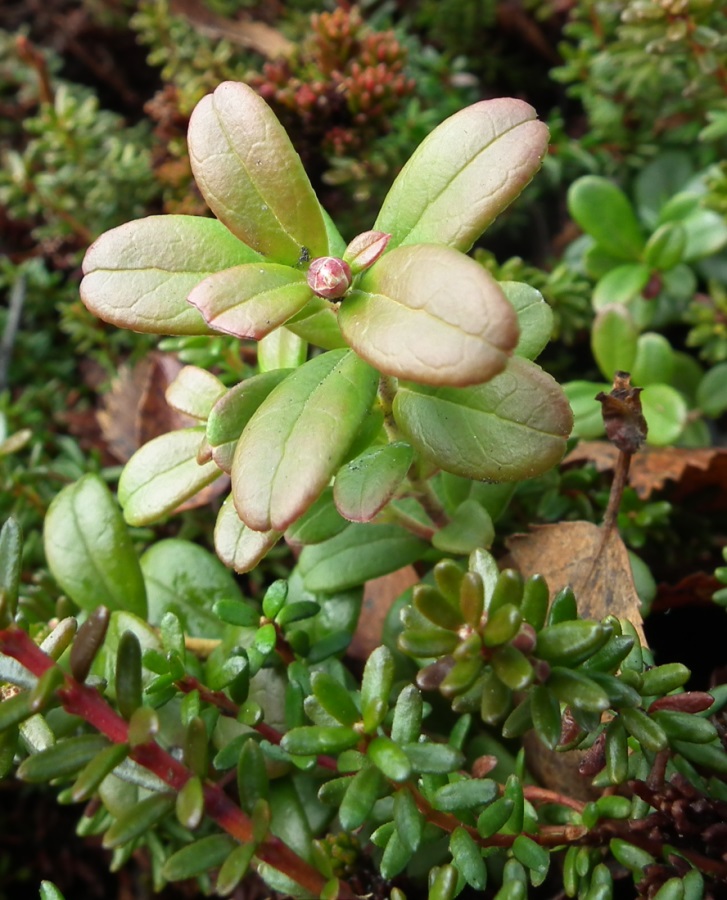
[
  {"left": 564, "top": 442, "right": 727, "bottom": 506},
  {"left": 507, "top": 520, "right": 646, "bottom": 645},
  {"left": 595, "top": 370, "right": 647, "bottom": 455}
]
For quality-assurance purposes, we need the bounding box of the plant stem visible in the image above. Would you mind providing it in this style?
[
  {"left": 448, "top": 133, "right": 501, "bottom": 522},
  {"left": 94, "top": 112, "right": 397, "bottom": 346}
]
[
  {"left": 0, "top": 626, "right": 352, "bottom": 898},
  {"left": 601, "top": 448, "right": 631, "bottom": 536}
]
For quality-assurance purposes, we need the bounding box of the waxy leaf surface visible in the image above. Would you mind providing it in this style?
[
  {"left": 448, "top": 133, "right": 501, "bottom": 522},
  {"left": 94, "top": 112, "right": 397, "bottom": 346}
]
[
  {"left": 500, "top": 282, "right": 553, "bottom": 360},
  {"left": 232, "top": 350, "right": 378, "bottom": 531},
  {"left": 334, "top": 442, "right": 413, "bottom": 522},
  {"left": 44, "top": 474, "right": 147, "bottom": 616},
  {"left": 188, "top": 264, "right": 313, "bottom": 339},
  {"left": 214, "top": 496, "right": 281, "bottom": 573},
  {"left": 119, "top": 427, "right": 222, "bottom": 525},
  {"left": 188, "top": 81, "right": 328, "bottom": 265},
  {"left": 81, "top": 216, "right": 259, "bottom": 334},
  {"left": 340, "top": 245, "right": 518, "bottom": 387},
  {"left": 375, "top": 98, "right": 548, "bottom": 251},
  {"left": 393, "top": 357, "right": 573, "bottom": 481},
  {"left": 166, "top": 366, "right": 226, "bottom": 420},
  {"left": 207, "top": 370, "right": 291, "bottom": 473}
]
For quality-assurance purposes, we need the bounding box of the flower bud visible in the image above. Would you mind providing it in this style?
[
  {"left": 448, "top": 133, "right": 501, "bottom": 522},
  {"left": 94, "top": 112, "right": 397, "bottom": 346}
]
[
  {"left": 306, "top": 256, "right": 352, "bottom": 300},
  {"left": 343, "top": 230, "right": 392, "bottom": 274}
]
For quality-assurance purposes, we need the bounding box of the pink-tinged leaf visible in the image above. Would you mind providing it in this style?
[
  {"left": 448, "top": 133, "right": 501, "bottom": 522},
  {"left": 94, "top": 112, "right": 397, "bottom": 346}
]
[
  {"left": 81, "top": 216, "right": 261, "bottom": 335},
  {"left": 207, "top": 370, "right": 291, "bottom": 473},
  {"left": 166, "top": 367, "right": 226, "bottom": 420},
  {"left": 343, "top": 231, "right": 392, "bottom": 274},
  {"left": 188, "top": 81, "right": 328, "bottom": 265},
  {"left": 232, "top": 350, "right": 379, "bottom": 532},
  {"left": 119, "top": 427, "right": 223, "bottom": 526},
  {"left": 214, "top": 496, "right": 281, "bottom": 573},
  {"left": 393, "top": 357, "right": 573, "bottom": 482},
  {"left": 334, "top": 442, "right": 414, "bottom": 523},
  {"left": 188, "top": 264, "right": 313, "bottom": 339},
  {"left": 375, "top": 99, "right": 549, "bottom": 251},
  {"left": 339, "top": 245, "right": 519, "bottom": 387}
]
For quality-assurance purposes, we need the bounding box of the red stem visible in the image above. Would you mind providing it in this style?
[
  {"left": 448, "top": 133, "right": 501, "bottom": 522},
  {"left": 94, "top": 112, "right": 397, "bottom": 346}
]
[{"left": 0, "top": 626, "right": 353, "bottom": 899}]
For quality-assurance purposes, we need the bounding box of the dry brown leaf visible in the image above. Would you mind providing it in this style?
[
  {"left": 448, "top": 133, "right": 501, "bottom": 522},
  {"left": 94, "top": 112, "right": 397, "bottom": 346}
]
[
  {"left": 170, "top": 0, "right": 293, "bottom": 57},
  {"left": 507, "top": 521, "right": 646, "bottom": 644},
  {"left": 652, "top": 571, "right": 721, "bottom": 614},
  {"left": 565, "top": 441, "right": 727, "bottom": 504},
  {"left": 348, "top": 566, "right": 419, "bottom": 662}
]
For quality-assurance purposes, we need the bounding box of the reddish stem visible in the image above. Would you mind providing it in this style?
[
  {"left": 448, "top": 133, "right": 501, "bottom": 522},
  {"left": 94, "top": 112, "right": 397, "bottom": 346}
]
[{"left": 0, "top": 627, "right": 352, "bottom": 899}]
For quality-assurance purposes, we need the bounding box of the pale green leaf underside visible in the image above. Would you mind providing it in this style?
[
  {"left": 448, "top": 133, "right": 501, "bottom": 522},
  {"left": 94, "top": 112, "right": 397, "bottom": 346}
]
[
  {"left": 166, "top": 366, "right": 226, "bottom": 421},
  {"left": 188, "top": 81, "right": 328, "bottom": 265},
  {"left": 334, "top": 442, "right": 413, "bottom": 522},
  {"left": 81, "top": 216, "right": 260, "bottom": 335},
  {"left": 393, "top": 356, "right": 573, "bottom": 482},
  {"left": 214, "top": 496, "right": 281, "bottom": 573},
  {"left": 375, "top": 98, "right": 549, "bottom": 252},
  {"left": 188, "top": 264, "right": 313, "bottom": 339},
  {"left": 286, "top": 298, "right": 348, "bottom": 350},
  {"left": 340, "top": 245, "right": 519, "bottom": 387},
  {"left": 43, "top": 474, "right": 147, "bottom": 616},
  {"left": 499, "top": 281, "right": 553, "bottom": 361},
  {"left": 119, "top": 428, "right": 222, "bottom": 526},
  {"left": 232, "top": 350, "right": 379, "bottom": 532}
]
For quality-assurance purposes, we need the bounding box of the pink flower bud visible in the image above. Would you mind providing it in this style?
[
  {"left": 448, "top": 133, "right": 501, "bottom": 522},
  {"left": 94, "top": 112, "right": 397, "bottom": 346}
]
[
  {"left": 306, "top": 256, "right": 353, "bottom": 300},
  {"left": 343, "top": 230, "right": 392, "bottom": 274}
]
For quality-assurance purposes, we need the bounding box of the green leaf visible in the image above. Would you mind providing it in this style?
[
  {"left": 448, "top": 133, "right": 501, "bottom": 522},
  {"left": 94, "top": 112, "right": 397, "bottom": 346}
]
[
  {"left": 361, "top": 646, "right": 395, "bottom": 733},
  {"left": 39, "top": 883, "right": 65, "bottom": 900},
  {"left": 140, "top": 538, "right": 242, "bottom": 637},
  {"left": 512, "top": 835, "right": 550, "bottom": 886},
  {"left": 163, "top": 834, "right": 237, "bottom": 881},
  {"left": 214, "top": 496, "right": 281, "bottom": 573},
  {"left": 340, "top": 245, "right": 519, "bottom": 387},
  {"left": 500, "top": 281, "right": 553, "bottom": 360},
  {"left": 591, "top": 305, "right": 638, "bottom": 381},
  {"left": 641, "top": 384, "right": 688, "bottom": 446},
  {"left": 339, "top": 766, "right": 383, "bottom": 831},
  {"left": 432, "top": 500, "right": 494, "bottom": 555},
  {"left": 450, "top": 826, "right": 487, "bottom": 890},
  {"left": 207, "top": 370, "right": 291, "bottom": 472},
  {"left": 402, "top": 741, "right": 463, "bottom": 774},
  {"left": 680, "top": 208, "right": 727, "bottom": 262},
  {"left": 546, "top": 668, "right": 610, "bottom": 713},
  {"left": 380, "top": 829, "right": 412, "bottom": 880},
  {"left": 119, "top": 428, "right": 221, "bottom": 526},
  {"left": 188, "top": 264, "right": 313, "bottom": 339},
  {"left": 311, "top": 672, "right": 360, "bottom": 727},
  {"left": 258, "top": 326, "right": 308, "bottom": 371},
  {"left": 0, "top": 517, "right": 22, "bottom": 625},
  {"left": 696, "top": 362, "right": 727, "bottom": 417},
  {"left": 530, "top": 686, "right": 562, "bottom": 750},
  {"left": 631, "top": 333, "right": 676, "bottom": 387},
  {"left": 536, "top": 620, "right": 610, "bottom": 667},
  {"left": 619, "top": 708, "right": 668, "bottom": 752},
  {"left": 394, "top": 357, "right": 572, "bottom": 482},
  {"left": 81, "top": 216, "right": 259, "bottom": 334},
  {"left": 563, "top": 381, "right": 609, "bottom": 440},
  {"left": 166, "top": 366, "right": 226, "bottom": 421},
  {"left": 298, "top": 523, "right": 427, "bottom": 592},
  {"left": 635, "top": 152, "right": 693, "bottom": 228},
  {"left": 394, "top": 789, "right": 423, "bottom": 852},
  {"left": 333, "top": 442, "right": 413, "bottom": 523},
  {"left": 232, "top": 350, "right": 378, "bottom": 531},
  {"left": 375, "top": 98, "right": 548, "bottom": 251},
  {"left": 216, "top": 844, "right": 255, "bottom": 897},
  {"left": 281, "top": 726, "right": 360, "bottom": 756},
  {"left": 368, "top": 736, "right": 412, "bottom": 781},
  {"left": 644, "top": 222, "right": 687, "bottom": 270},
  {"left": 44, "top": 474, "right": 146, "bottom": 616},
  {"left": 18, "top": 734, "right": 111, "bottom": 783},
  {"left": 592, "top": 263, "right": 652, "bottom": 311},
  {"left": 476, "top": 796, "right": 514, "bottom": 838},
  {"left": 285, "top": 298, "right": 348, "bottom": 350},
  {"left": 187, "top": 81, "right": 327, "bottom": 265},
  {"left": 285, "top": 488, "right": 348, "bottom": 546},
  {"left": 568, "top": 177, "right": 645, "bottom": 260},
  {"left": 432, "top": 778, "right": 497, "bottom": 811},
  {"left": 391, "top": 685, "right": 423, "bottom": 745}
]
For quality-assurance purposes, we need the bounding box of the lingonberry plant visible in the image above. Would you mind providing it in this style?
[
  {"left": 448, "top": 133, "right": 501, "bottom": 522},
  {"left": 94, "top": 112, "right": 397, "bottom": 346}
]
[{"left": 2, "top": 81, "right": 726, "bottom": 900}]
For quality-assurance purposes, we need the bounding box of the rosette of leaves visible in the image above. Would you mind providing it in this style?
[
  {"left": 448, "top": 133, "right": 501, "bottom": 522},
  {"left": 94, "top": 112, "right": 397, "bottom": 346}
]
[
  {"left": 79, "top": 80, "right": 572, "bottom": 573},
  {"left": 562, "top": 156, "right": 727, "bottom": 447}
]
